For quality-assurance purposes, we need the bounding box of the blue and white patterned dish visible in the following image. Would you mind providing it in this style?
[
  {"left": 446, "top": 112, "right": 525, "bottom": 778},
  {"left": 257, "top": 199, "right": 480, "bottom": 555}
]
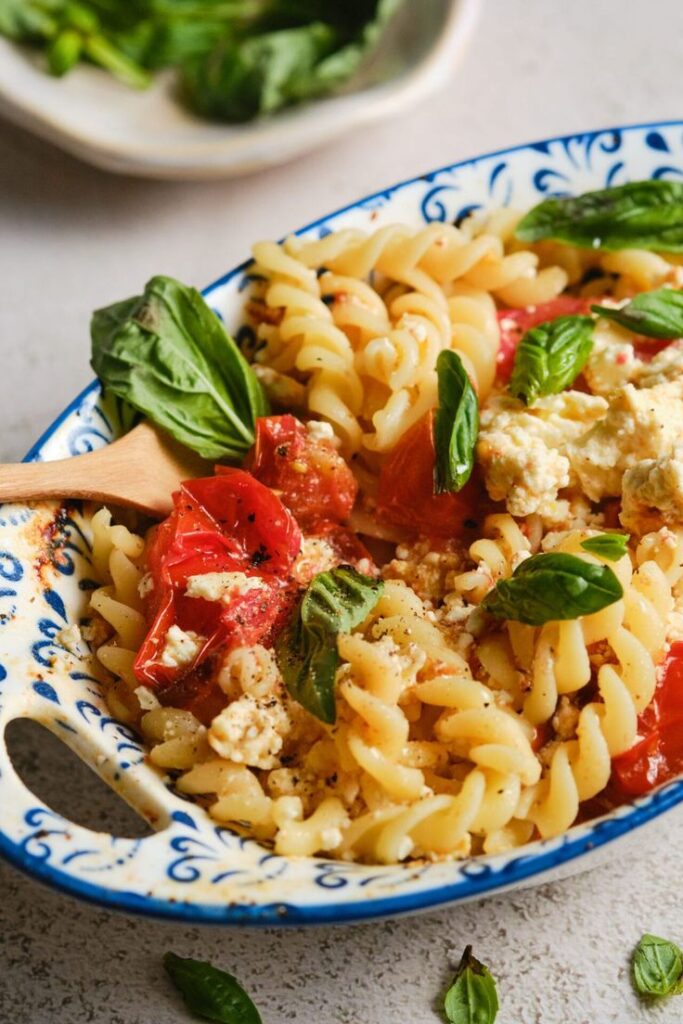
[{"left": 2, "top": 120, "right": 683, "bottom": 925}]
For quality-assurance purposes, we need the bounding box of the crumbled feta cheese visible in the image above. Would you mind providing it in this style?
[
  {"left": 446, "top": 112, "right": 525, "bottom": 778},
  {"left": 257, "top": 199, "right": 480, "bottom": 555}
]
[
  {"left": 637, "top": 341, "right": 683, "bottom": 388},
  {"left": 160, "top": 625, "right": 203, "bottom": 668},
  {"left": 621, "top": 444, "right": 683, "bottom": 534},
  {"left": 292, "top": 536, "right": 339, "bottom": 584},
  {"left": 56, "top": 623, "right": 83, "bottom": 655},
  {"left": 185, "top": 571, "right": 267, "bottom": 603},
  {"left": 208, "top": 693, "right": 292, "bottom": 769},
  {"left": 583, "top": 319, "right": 642, "bottom": 395},
  {"left": 137, "top": 573, "right": 154, "bottom": 599},
  {"left": 477, "top": 392, "right": 607, "bottom": 516},
  {"left": 134, "top": 686, "right": 161, "bottom": 711},
  {"left": 570, "top": 380, "right": 683, "bottom": 501},
  {"left": 305, "top": 419, "right": 336, "bottom": 443}
]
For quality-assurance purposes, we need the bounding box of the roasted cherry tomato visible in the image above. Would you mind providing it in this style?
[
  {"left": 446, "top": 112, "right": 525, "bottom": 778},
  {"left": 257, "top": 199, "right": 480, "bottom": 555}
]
[
  {"left": 612, "top": 641, "right": 683, "bottom": 796},
  {"left": 247, "top": 415, "right": 357, "bottom": 528},
  {"left": 497, "top": 296, "right": 593, "bottom": 381},
  {"left": 134, "top": 470, "right": 301, "bottom": 691},
  {"left": 376, "top": 411, "right": 485, "bottom": 539}
]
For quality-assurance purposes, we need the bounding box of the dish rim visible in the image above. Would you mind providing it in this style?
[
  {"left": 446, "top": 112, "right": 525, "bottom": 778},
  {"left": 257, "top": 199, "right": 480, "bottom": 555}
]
[{"left": 4, "top": 117, "right": 683, "bottom": 925}]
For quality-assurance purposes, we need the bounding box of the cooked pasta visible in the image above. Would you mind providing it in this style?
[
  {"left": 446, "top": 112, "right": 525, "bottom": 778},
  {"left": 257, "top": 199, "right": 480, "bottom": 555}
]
[{"left": 89, "top": 195, "right": 683, "bottom": 865}]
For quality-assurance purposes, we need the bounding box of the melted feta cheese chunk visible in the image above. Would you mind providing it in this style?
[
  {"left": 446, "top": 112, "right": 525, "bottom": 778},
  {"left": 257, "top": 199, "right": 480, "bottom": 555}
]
[
  {"left": 621, "top": 444, "right": 683, "bottom": 534},
  {"left": 185, "top": 571, "right": 267, "bottom": 603},
  {"left": 208, "top": 693, "right": 292, "bottom": 769},
  {"left": 637, "top": 340, "right": 683, "bottom": 388},
  {"left": 160, "top": 625, "right": 204, "bottom": 668},
  {"left": 583, "top": 318, "right": 643, "bottom": 396},
  {"left": 569, "top": 380, "right": 683, "bottom": 501},
  {"left": 477, "top": 391, "right": 607, "bottom": 517}
]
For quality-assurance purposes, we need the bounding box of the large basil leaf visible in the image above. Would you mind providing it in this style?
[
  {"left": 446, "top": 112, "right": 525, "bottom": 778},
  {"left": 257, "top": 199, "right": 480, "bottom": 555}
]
[
  {"left": 444, "top": 946, "right": 499, "bottom": 1024},
  {"left": 592, "top": 288, "right": 683, "bottom": 339},
  {"left": 580, "top": 533, "right": 629, "bottom": 562},
  {"left": 632, "top": 935, "right": 683, "bottom": 999},
  {"left": 515, "top": 180, "right": 683, "bottom": 252},
  {"left": 482, "top": 552, "right": 623, "bottom": 625},
  {"left": 509, "top": 315, "right": 594, "bottom": 405},
  {"left": 276, "top": 566, "right": 384, "bottom": 724},
  {"left": 164, "top": 952, "right": 262, "bottom": 1024},
  {"left": 434, "top": 350, "right": 479, "bottom": 493},
  {"left": 91, "top": 275, "right": 268, "bottom": 461}
]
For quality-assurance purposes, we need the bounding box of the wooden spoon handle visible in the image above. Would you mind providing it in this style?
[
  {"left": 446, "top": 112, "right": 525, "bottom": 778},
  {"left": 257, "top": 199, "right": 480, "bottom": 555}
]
[{"left": 0, "top": 422, "right": 210, "bottom": 517}]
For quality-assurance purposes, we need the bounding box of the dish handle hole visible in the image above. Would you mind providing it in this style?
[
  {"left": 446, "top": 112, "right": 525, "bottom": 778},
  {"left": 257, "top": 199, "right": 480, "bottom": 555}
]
[{"left": 5, "top": 719, "right": 152, "bottom": 839}]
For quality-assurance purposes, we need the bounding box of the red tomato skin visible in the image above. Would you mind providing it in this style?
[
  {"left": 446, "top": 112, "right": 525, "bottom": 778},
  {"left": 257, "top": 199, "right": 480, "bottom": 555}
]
[
  {"left": 246, "top": 415, "right": 357, "bottom": 528},
  {"left": 376, "top": 411, "right": 485, "bottom": 539},
  {"left": 612, "top": 641, "right": 683, "bottom": 796},
  {"left": 497, "top": 297, "right": 593, "bottom": 382},
  {"left": 133, "top": 470, "right": 302, "bottom": 692}
]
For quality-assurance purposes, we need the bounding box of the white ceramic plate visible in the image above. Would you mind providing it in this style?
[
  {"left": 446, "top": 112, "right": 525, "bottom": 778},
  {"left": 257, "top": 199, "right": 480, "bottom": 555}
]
[
  {"left": 1, "top": 120, "right": 683, "bottom": 925},
  {"left": 0, "top": 0, "right": 481, "bottom": 180}
]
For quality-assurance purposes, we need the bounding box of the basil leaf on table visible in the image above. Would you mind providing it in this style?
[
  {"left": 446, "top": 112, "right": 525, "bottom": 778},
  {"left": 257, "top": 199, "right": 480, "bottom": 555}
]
[
  {"left": 632, "top": 935, "right": 683, "bottom": 999},
  {"left": 509, "top": 315, "right": 594, "bottom": 405},
  {"left": 434, "top": 350, "right": 479, "bottom": 493},
  {"left": 276, "top": 566, "right": 384, "bottom": 724},
  {"left": 444, "top": 946, "right": 499, "bottom": 1024},
  {"left": 515, "top": 179, "right": 683, "bottom": 252},
  {"left": 91, "top": 275, "right": 268, "bottom": 461},
  {"left": 592, "top": 288, "right": 683, "bottom": 339},
  {"left": 580, "top": 533, "right": 630, "bottom": 562},
  {"left": 482, "top": 552, "right": 623, "bottom": 626},
  {"left": 164, "top": 952, "right": 262, "bottom": 1024}
]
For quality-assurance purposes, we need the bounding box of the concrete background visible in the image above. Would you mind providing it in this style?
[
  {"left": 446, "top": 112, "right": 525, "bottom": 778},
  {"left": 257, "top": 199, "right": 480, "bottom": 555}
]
[{"left": 1, "top": 0, "right": 683, "bottom": 1020}]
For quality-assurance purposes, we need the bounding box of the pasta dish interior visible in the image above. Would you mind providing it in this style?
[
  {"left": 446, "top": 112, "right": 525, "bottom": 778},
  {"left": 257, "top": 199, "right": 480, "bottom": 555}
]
[{"left": 85, "top": 181, "right": 683, "bottom": 865}]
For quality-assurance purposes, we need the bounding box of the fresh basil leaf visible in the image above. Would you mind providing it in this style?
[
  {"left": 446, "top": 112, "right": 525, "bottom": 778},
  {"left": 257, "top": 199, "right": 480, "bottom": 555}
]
[
  {"left": 47, "top": 27, "right": 82, "bottom": 74},
  {"left": 515, "top": 180, "right": 683, "bottom": 252},
  {"left": 632, "top": 935, "right": 683, "bottom": 999},
  {"left": 509, "top": 315, "right": 594, "bottom": 405},
  {"left": 0, "top": 0, "right": 61, "bottom": 40},
  {"left": 592, "top": 288, "right": 683, "bottom": 340},
  {"left": 482, "top": 552, "right": 623, "bottom": 626},
  {"left": 580, "top": 533, "right": 630, "bottom": 561},
  {"left": 164, "top": 952, "right": 262, "bottom": 1024},
  {"left": 91, "top": 275, "right": 268, "bottom": 461},
  {"left": 434, "top": 350, "right": 478, "bottom": 493},
  {"left": 276, "top": 566, "right": 384, "bottom": 724},
  {"left": 444, "top": 946, "right": 499, "bottom": 1024}
]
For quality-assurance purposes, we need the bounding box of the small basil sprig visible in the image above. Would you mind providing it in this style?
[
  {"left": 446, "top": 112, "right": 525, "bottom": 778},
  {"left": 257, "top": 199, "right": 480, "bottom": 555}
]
[
  {"left": 482, "top": 552, "right": 623, "bottom": 626},
  {"left": 515, "top": 179, "right": 683, "bottom": 252},
  {"left": 580, "top": 533, "right": 630, "bottom": 561},
  {"left": 509, "top": 315, "right": 594, "bottom": 405},
  {"left": 593, "top": 288, "right": 683, "bottom": 339},
  {"left": 434, "top": 350, "right": 479, "bottom": 492},
  {"left": 632, "top": 935, "right": 683, "bottom": 999},
  {"left": 164, "top": 952, "right": 262, "bottom": 1024},
  {"left": 91, "top": 275, "right": 268, "bottom": 461},
  {"left": 444, "top": 946, "right": 499, "bottom": 1024},
  {"left": 276, "top": 567, "right": 384, "bottom": 724}
]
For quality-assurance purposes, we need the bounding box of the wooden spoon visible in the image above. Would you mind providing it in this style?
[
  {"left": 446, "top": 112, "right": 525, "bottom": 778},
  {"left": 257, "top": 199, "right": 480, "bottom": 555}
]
[{"left": 0, "top": 422, "right": 210, "bottom": 517}]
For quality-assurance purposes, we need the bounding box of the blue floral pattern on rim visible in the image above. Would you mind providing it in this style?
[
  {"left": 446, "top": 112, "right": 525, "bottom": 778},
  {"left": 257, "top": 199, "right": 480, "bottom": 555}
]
[{"left": 1, "top": 121, "right": 683, "bottom": 926}]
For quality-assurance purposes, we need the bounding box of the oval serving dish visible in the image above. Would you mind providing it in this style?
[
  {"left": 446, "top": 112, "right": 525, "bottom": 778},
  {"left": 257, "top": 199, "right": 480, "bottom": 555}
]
[{"left": 2, "top": 120, "right": 683, "bottom": 925}]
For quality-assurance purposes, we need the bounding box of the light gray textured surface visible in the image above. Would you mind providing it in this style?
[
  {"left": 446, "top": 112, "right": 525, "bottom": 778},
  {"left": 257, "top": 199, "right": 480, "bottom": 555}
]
[{"left": 1, "top": 1, "right": 683, "bottom": 1021}]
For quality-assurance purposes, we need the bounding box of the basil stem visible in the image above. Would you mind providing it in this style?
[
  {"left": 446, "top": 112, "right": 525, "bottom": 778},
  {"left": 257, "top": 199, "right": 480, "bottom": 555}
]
[
  {"left": 482, "top": 552, "right": 623, "bottom": 626},
  {"left": 632, "top": 935, "right": 683, "bottom": 999},
  {"left": 444, "top": 946, "right": 499, "bottom": 1024},
  {"left": 164, "top": 952, "right": 262, "bottom": 1024},
  {"left": 434, "top": 350, "right": 479, "bottom": 493},
  {"left": 509, "top": 315, "right": 594, "bottom": 405},
  {"left": 276, "top": 566, "right": 384, "bottom": 724},
  {"left": 91, "top": 275, "right": 268, "bottom": 462},
  {"left": 593, "top": 288, "right": 683, "bottom": 340},
  {"left": 580, "top": 533, "right": 630, "bottom": 562},
  {"left": 515, "top": 180, "right": 683, "bottom": 252}
]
